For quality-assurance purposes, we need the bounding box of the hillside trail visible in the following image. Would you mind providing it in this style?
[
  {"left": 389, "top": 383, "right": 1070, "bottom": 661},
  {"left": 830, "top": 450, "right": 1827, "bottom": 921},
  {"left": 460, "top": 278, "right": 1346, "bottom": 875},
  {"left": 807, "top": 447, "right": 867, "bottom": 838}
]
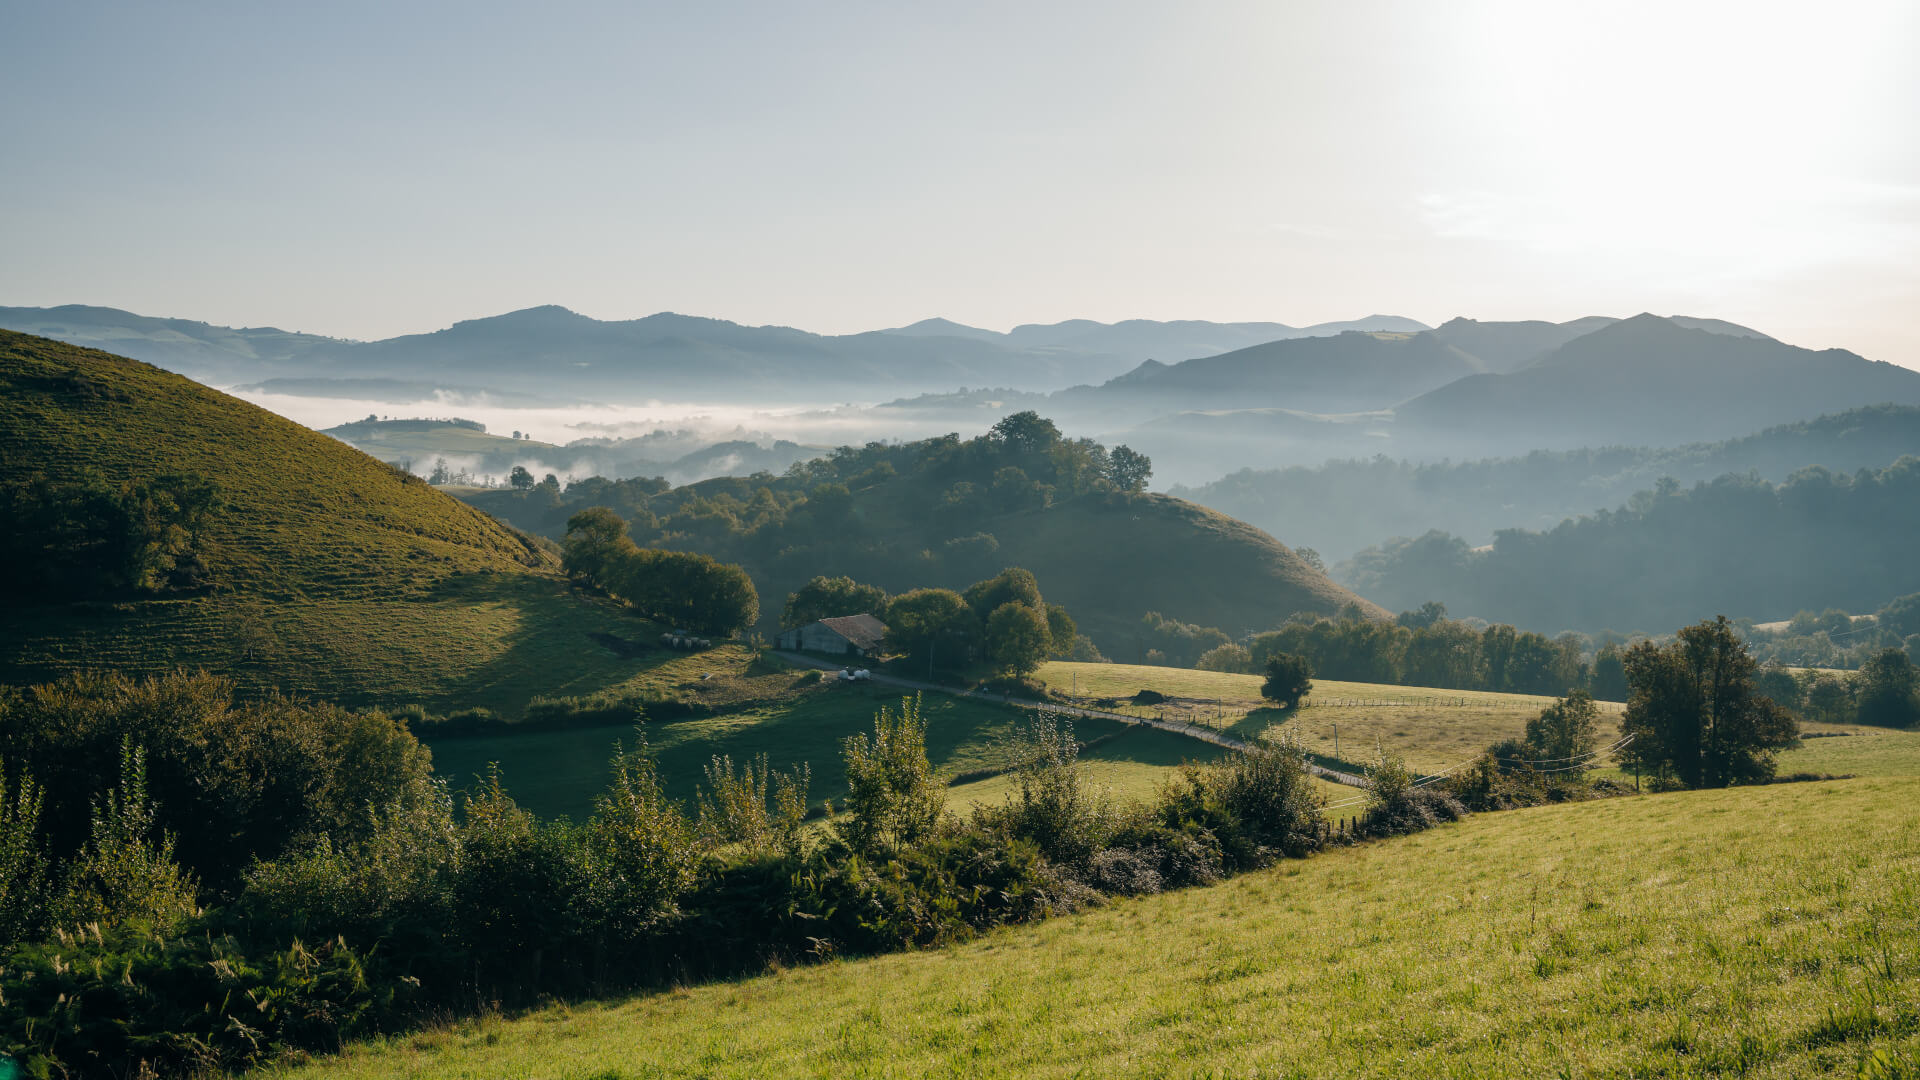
[{"left": 771, "top": 650, "right": 1367, "bottom": 788}]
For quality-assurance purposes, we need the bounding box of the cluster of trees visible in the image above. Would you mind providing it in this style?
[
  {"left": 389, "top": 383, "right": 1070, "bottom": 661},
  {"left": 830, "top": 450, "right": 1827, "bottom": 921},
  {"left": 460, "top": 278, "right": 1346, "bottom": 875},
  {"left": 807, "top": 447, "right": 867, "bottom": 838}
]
[
  {"left": 1341, "top": 456, "right": 1920, "bottom": 633},
  {"left": 780, "top": 569, "right": 1088, "bottom": 678},
  {"left": 1739, "top": 594, "right": 1920, "bottom": 670},
  {"left": 1754, "top": 648, "right": 1920, "bottom": 729},
  {"left": 0, "top": 472, "right": 221, "bottom": 602},
  {"left": 1176, "top": 604, "right": 1600, "bottom": 699},
  {"left": 562, "top": 507, "right": 759, "bottom": 635},
  {"left": 2, "top": 673, "right": 1430, "bottom": 1078}
]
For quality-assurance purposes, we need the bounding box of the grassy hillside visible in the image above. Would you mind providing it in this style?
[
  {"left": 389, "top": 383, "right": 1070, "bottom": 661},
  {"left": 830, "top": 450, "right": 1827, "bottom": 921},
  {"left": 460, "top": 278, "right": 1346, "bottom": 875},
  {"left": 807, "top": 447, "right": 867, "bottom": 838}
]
[
  {"left": 277, "top": 746, "right": 1920, "bottom": 1078},
  {"left": 0, "top": 330, "right": 660, "bottom": 710}
]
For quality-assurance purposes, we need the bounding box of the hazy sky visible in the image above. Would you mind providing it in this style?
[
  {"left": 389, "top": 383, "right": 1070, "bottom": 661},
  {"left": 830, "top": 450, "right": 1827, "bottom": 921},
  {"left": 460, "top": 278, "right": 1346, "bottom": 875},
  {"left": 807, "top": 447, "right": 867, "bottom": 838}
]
[{"left": 5, "top": 1, "right": 1917, "bottom": 365}]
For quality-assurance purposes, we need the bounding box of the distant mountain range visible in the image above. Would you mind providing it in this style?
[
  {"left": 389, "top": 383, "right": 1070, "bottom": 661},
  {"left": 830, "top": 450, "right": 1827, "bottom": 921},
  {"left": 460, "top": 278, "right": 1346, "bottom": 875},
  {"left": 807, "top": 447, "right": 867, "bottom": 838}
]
[
  {"left": 1084, "top": 314, "right": 1920, "bottom": 482},
  {"left": 0, "top": 304, "right": 1431, "bottom": 402}
]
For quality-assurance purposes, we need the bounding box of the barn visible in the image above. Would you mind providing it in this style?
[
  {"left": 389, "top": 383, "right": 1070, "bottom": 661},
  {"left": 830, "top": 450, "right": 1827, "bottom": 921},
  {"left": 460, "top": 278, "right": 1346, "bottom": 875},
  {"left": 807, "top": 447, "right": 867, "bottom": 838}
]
[{"left": 777, "top": 613, "right": 888, "bottom": 657}]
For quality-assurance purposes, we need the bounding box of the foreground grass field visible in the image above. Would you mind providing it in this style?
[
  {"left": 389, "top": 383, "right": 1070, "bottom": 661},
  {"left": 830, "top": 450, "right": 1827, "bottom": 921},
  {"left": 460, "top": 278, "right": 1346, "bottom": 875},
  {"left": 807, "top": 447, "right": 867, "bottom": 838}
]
[{"left": 278, "top": 740, "right": 1920, "bottom": 1079}]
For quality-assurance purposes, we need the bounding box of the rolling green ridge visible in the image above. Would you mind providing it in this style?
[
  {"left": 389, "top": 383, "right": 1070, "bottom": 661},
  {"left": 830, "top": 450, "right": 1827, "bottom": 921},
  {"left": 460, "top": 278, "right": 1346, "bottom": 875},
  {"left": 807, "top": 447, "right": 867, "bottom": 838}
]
[
  {"left": 277, "top": 738, "right": 1920, "bottom": 1079},
  {"left": 462, "top": 424, "right": 1383, "bottom": 656},
  {"left": 0, "top": 330, "right": 651, "bottom": 711}
]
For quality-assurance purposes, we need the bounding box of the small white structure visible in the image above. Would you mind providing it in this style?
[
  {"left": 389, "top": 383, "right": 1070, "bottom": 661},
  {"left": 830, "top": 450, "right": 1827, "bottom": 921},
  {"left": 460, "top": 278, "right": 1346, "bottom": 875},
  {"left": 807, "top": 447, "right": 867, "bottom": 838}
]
[{"left": 777, "top": 613, "right": 887, "bottom": 657}]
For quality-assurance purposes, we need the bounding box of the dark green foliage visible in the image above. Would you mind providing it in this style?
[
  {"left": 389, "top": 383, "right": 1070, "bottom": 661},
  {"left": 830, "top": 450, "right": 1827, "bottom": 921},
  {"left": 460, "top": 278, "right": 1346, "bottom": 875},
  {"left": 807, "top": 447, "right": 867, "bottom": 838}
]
[
  {"left": 462, "top": 413, "right": 1364, "bottom": 658},
  {"left": 0, "top": 763, "right": 49, "bottom": 947},
  {"left": 881, "top": 587, "right": 974, "bottom": 668},
  {"left": 1261, "top": 652, "right": 1314, "bottom": 708},
  {"left": 986, "top": 602, "right": 1054, "bottom": 676},
  {"left": 1853, "top": 648, "right": 1920, "bottom": 729},
  {"left": 562, "top": 509, "right": 760, "bottom": 634},
  {"left": 0, "top": 927, "right": 390, "bottom": 1079},
  {"left": 0, "top": 472, "right": 220, "bottom": 602},
  {"left": 1156, "top": 737, "right": 1321, "bottom": 862},
  {"left": 1881, "top": 592, "right": 1920, "bottom": 639},
  {"left": 53, "top": 742, "right": 199, "bottom": 932},
  {"left": 972, "top": 712, "right": 1111, "bottom": 868},
  {"left": 1137, "top": 611, "right": 1232, "bottom": 667},
  {"left": 1591, "top": 643, "right": 1629, "bottom": 701},
  {"left": 837, "top": 696, "right": 946, "bottom": 855},
  {"left": 1618, "top": 617, "right": 1801, "bottom": 788},
  {"left": 1344, "top": 457, "right": 1920, "bottom": 634},
  {"left": 0, "top": 671, "right": 436, "bottom": 896},
  {"left": 1250, "top": 613, "right": 1587, "bottom": 694},
  {"left": 1523, "top": 690, "right": 1600, "bottom": 778},
  {"left": 783, "top": 575, "right": 888, "bottom": 629}
]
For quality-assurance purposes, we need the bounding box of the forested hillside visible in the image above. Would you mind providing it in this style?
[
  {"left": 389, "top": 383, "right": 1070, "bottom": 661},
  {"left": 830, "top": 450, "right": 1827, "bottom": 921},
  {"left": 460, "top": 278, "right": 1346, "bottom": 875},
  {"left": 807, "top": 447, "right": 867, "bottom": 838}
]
[
  {"left": 1341, "top": 456, "right": 1920, "bottom": 633},
  {"left": 1178, "top": 405, "right": 1920, "bottom": 559},
  {"left": 462, "top": 412, "right": 1381, "bottom": 656}
]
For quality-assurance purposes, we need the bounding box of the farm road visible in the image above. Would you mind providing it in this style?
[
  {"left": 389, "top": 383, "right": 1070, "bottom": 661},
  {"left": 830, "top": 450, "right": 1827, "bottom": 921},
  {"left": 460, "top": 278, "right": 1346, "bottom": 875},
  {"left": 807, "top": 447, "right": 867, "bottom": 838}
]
[{"left": 771, "top": 651, "right": 1367, "bottom": 788}]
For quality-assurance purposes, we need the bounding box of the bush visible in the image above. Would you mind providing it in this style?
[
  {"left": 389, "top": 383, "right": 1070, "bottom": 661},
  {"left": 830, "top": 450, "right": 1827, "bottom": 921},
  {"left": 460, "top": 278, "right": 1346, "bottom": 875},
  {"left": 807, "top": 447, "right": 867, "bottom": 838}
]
[
  {"left": 1261, "top": 653, "right": 1314, "bottom": 709},
  {"left": 0, "top": 925, "right": 391, "bottom": 1079}
]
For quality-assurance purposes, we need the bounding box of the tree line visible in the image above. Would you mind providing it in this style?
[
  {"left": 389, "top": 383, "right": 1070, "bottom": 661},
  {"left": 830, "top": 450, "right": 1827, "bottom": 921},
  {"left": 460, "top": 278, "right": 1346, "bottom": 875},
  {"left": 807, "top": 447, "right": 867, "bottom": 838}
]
[
  {"left": 781, "top": 569, "right": 1089, "bottom": 678},
  {"left": 562, "top": 507, "right": 760, "bottom": 634},
  {"left": 1341, "top": 456, "right": 1920, "bottom": 634}
]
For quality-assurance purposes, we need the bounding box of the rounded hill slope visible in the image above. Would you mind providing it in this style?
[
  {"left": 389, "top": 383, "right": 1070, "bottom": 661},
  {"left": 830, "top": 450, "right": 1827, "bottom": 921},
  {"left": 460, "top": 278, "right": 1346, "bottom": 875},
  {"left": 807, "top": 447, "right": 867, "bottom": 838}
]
[{"left": 0, "top": 330, "right": 648, "bottom": 710}]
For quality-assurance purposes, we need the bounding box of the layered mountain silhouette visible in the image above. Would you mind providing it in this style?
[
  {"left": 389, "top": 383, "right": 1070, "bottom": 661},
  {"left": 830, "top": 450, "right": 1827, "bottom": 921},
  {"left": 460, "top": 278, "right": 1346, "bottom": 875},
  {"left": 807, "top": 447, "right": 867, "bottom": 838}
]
[
  {"left": 0, "top": 304, "right": 1429, "bottom": 401},
  {"left": 1078, "top": 314, "right": 1919, "bottom": 482},
  {"left": 1394, "top": 314, "right": 1920, "bottom": 452}
]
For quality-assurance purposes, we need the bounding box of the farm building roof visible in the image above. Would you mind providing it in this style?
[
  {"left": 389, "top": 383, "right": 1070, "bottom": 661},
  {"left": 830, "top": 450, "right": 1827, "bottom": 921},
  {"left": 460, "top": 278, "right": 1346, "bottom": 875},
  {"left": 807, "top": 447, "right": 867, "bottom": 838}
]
[{"left": 815, "top": 613, "right": 888, "bottom": 652}]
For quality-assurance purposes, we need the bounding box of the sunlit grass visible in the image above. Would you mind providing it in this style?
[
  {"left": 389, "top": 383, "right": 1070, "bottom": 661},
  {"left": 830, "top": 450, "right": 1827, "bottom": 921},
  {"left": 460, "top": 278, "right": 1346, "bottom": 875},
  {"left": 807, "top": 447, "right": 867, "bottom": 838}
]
[{"left": 275, "top": 772, "right": 1920, "bottom": 1079}]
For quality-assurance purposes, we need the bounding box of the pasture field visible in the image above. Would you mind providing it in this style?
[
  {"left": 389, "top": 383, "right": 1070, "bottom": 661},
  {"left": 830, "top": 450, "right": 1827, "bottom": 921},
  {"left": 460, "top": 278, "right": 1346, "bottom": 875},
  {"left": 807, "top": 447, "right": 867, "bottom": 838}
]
[
  {"left": 426, "top": 684, "right": 1128, "bottom": 820},
  {"left": 1036, "top": 660, "right": 1624, "bottom": 775},
  {"left": 276, "top": 769, "right": 1920, "bottom": 1078}
]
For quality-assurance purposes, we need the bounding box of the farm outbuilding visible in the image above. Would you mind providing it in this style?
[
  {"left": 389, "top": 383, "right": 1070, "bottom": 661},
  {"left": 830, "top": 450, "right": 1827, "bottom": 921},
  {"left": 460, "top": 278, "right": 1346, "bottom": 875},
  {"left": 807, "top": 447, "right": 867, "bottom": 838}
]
[{"left": 777, "top": 613, "right": 888, "bottom": 657}]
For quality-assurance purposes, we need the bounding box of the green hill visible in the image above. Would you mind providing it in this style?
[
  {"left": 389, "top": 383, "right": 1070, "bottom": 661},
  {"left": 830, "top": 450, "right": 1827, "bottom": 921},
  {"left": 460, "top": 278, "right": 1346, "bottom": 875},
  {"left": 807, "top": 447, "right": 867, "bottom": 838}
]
[
  {"left": 0, "top": 330, "right": 658, "bottom": 711},
  {"left": 280, "top": 739, "right": 1920, "bottom": 1079},
  {"left": 461, "top": 414, "right": 1381, "bottom": 657}
]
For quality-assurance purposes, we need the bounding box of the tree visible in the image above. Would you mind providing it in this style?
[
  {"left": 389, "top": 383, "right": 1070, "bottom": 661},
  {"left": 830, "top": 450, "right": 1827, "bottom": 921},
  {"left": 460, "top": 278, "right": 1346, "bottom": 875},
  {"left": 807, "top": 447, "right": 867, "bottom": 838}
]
[
  {"left": 1196, "top": 642, "right": 1253, "bottom": 673},
  {"left": 1524, "top": 690, "right": 1599, "bottom": 775},
  {"left": 883, "top": 588, "right": 975, "bottom": 669},
  {"left": 509, "top": 465, "right": 535, "bottom": 491},
  {"left": 1616, "top": 617, "right": 1799, "bottom": 788},
  {"left": 986, "top": 602, "right": 1053, "bottom": 676},
  {"left": 1107, "top": 445, "right": 1152, "bottom": 492},
  {"left": 963, "top": 567, "right": 1043, "bottom": 623},
  {"left": 1044, "top": 603, "right": 1077, "bottom": 656},
  {"left": 988, "top": 411, "right": 1062, "bottom": 458},
  {"left": 1590, "top": 642, "right": 1628, "bottom": 701},
  {"left": 1854, "top": 648, "right": 1920, "bottom": 728},
  {"left": 782, "top": 575, "right": 887, "bottom": 629},
  {"left": 562, "top": 507, "right": 633, "bottom": 586},
  {"left": 837, "top": 696, "right": 946, "bottom": 854},
  {"left": 1879, "top": 592, "right": 1920, "bottom": 639},
  {"left": 1396, "top": 601, "right": 1447, "bottom": 629},
  {"left": 1261, "top": 653, "right": 1313, "bottom": 709}
]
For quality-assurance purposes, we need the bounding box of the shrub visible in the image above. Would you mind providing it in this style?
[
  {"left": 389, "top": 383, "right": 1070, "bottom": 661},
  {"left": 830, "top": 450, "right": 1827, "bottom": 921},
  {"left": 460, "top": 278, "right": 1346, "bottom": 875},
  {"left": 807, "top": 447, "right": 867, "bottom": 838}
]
[
  {"left": 837, "top": 696, "right": 947, "bottom": 855},
  {"left": 1196, "top": 642, "right": 1254, "bottom": 673},
  {"left": 974, "top": 712, "right": 1112, "bottom": 868}
]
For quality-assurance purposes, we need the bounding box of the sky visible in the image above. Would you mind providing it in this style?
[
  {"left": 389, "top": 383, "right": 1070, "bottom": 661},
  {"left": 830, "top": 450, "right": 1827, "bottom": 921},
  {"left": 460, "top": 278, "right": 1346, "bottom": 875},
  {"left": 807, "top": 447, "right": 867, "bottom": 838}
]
[{"left": 4, "top": 0, "right": 1917, "bottom": 366}]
